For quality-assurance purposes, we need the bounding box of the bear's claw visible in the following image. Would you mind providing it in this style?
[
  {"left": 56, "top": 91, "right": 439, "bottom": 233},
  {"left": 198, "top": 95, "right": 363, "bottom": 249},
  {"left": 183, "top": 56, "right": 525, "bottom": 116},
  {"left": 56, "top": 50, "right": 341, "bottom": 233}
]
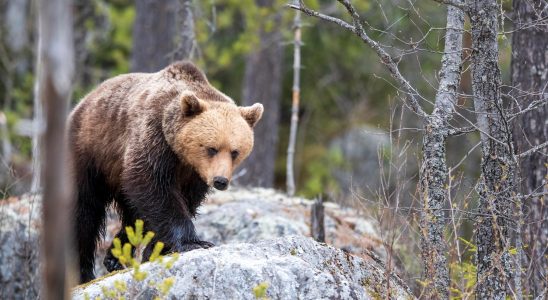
[
  {"left": 179, "top": 240, "right": 215, "bottom": 252},
  {"left": 103, "top": 252, "right": 124, "bottom": 272}
]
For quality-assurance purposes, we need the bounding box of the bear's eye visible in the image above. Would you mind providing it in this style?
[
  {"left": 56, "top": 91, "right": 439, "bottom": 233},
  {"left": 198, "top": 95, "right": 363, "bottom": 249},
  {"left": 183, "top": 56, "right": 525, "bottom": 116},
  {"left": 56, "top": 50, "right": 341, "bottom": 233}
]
[
  {"left": 231, "top": 150, "right": 239, "bottom": 160},
  {"left": 207, "top": 147, "right": 218, "bottom": 157}
]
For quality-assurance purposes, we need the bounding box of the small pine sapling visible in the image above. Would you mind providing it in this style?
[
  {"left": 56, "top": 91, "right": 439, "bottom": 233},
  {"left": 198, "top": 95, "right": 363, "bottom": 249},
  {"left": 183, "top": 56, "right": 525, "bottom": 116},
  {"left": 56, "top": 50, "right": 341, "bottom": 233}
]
[{"left": 87, "top": 219, "right": 178, "bottom": 299}]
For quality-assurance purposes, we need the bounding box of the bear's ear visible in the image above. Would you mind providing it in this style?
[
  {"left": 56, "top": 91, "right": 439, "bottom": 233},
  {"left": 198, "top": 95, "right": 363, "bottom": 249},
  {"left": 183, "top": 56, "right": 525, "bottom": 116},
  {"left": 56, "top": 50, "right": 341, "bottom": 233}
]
[
  {"left": 239, "top": 103, "right": 264, "bottom": 128},
  {"left": 181, "top": 92, "right": 207, "bottom": 117}
]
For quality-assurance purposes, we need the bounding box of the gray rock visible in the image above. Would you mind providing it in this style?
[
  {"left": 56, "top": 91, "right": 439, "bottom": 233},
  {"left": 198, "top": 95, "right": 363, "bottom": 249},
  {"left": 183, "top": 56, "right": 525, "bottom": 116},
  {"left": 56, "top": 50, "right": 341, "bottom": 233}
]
[
  {"left": 0, "top": 188, "right": 397, "bottom": 299},
  {"left": 0, "top": 194, "right": 41, "bottom": 300},
  {"left": 195, "top": 188, "right": 387, "bottom": 260},
  {"left": 72, "top": 235, "right": 415, "bottom": 300}
]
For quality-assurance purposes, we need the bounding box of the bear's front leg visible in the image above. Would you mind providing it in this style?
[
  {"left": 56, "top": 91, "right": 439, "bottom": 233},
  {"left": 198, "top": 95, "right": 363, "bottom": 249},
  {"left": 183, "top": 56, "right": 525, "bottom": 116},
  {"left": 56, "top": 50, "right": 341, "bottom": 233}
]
[
  {"left": 122, "top": 133, "right": 214, "bottom": 260},
  {"left": 141, "top": 216, "right": 214, "bottom": 260},
  {"left": 122, "top": 189, "right": 215, "bottom": 262},
  {"left": 168, "top": 219, "right": 215, "bottom": 252}
]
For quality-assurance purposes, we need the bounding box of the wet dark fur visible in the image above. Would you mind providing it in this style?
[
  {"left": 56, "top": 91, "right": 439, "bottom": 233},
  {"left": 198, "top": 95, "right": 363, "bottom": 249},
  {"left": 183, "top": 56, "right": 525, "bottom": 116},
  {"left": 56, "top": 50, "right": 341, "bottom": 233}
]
[{"left": 70, "top": 62, "right": 225, "bottom": 283}]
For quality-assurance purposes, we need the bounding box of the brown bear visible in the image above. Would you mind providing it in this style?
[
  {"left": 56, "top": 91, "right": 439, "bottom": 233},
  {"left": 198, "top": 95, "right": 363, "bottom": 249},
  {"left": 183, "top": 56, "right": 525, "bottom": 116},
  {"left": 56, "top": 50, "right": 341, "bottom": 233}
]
[{"left": 68, "top": 61, "right": 263, "bottom": 283}]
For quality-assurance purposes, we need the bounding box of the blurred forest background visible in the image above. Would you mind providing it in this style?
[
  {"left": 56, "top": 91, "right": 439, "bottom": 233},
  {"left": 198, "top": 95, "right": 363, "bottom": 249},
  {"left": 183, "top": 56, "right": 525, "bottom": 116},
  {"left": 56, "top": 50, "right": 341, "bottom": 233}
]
[
  {"left": 0, "top": 0, "right": 491, "bottom": 199},
  {"left": 0, "top": 0, "right": 546, "bottom": 298}
]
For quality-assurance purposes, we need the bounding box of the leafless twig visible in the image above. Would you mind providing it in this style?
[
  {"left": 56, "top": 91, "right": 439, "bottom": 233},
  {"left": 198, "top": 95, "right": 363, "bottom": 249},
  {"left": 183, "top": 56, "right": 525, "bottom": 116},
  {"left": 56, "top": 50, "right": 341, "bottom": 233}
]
[
  {"left": 288, "top": 0, "right": 427, "bottom": 117},
  {"left": 432, "top": 0, "right": 468, "bottom": 11},
  {"left": 515, "top": 141, "right": 548, "bottom": 159}
]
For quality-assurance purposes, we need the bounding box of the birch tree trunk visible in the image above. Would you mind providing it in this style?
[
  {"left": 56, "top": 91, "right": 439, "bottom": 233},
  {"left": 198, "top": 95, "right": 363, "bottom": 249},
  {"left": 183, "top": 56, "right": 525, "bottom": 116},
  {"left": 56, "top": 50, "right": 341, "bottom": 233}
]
[
  {"left": 511, "top": 0, "right": 548, "bottom": 297},
  {"left": 419, "top": 6, "right": 464, "bottom": 299},
  {"left": 286, "top": 3, "right": 302, "bottom": 196},
  {"left": 469, "top": 1, "right": 517, "bottom": 298},
  {"left": 36, "top": 0, "right": 75, "bottom": 298},
  {"left": 238, "top": 0, "right": 283, "bottom": 187},
  {"left": 31, "top": 78, "right": 43, "bottom": 193}
]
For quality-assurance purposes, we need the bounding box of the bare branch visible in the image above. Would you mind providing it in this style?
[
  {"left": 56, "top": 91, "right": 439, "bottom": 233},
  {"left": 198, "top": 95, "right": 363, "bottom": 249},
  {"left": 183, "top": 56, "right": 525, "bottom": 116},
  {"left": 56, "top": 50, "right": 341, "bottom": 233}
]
[
  {"left": 287, "top": 3, "right": 354, "bottom": 31},
  {"left": 449, "top": 141, "right": 481, "bottom": 172},
  {"left": 448, "top": 125, "right": 477, "bottom": 136},
  {"left": 288, "top": 1, "right": 427, "bottom": 117},
  {"left": 515, "top": 141, "right": 548, "bottom": 159},
  {"left": 432, "top": 0, "right": 468, "bottom": 11},
  {"left": 520, "top": 191, "right": 548, "bottom": 200},
  {"left": 508, "top": 96, "right": 548, "bottom": 121}
]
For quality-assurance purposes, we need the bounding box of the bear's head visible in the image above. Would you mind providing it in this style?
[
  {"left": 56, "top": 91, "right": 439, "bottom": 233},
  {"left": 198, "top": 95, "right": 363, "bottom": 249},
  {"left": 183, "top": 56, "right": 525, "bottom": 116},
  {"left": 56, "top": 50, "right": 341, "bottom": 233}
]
[{"left": 167, "top": 92, "right": 263, "bottom": 190}]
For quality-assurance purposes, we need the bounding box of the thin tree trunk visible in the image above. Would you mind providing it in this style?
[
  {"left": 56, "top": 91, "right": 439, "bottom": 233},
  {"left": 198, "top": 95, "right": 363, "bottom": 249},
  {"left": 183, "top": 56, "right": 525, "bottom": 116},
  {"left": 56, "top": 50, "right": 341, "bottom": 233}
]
[
  {"left": 4, "top": 0, "right": 30, "bottom": 78},
  {"left": 131, "top": 0, "right": 177, "bottom": 72},
  {"left": 286, "top": 3, "right": 301, "bottom": 196},
  {"left": 469, "top": 1, "right": 517, "bottom": 298},
  {"left": 238, "top": 0, "right": 283, "bottom": 187},
  {"left": 36, "top": 0, "right": 75, "bottom": 298},
  {"left": 31, "top": 61, "right": 43, "bottom": 193},
  {"left": 511, "top": 0, "right": 548, "bottom": 297},
  {"left": 419, "top": 6, "right": 464, "bottom": 299},
  {"left": 173, "top": 0, "right": 196, "bottom": 61}
]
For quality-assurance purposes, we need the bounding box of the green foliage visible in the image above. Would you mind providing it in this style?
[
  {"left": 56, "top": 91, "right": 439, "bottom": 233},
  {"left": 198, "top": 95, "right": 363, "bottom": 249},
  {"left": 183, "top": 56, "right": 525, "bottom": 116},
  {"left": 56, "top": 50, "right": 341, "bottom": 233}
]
[
  {"left": 449, "top": 261, "right": 476, "bottom": 299},
  {"left": 252, "top": 281, "right": 269, "bottom": 299},
  {"left": 99, "top": 219, "right": 177, "bottom": 299},
  {"left": 448, "top": 237, "right": 478, "bottom": 299},
  {"left": 0, "top": 0, "right": 454, "bottom": 199},
  {"left": 157, "top": 277, "right": 175, "bottom": 298},
  {"left": 85, "top": 1, "right": 134, "bottom": 81},
  {"left": 193, "top": 0, "right": 290, "bottom": 98},
  {"left": 301, "top": 146, "right": 344, "bottom": 197}
]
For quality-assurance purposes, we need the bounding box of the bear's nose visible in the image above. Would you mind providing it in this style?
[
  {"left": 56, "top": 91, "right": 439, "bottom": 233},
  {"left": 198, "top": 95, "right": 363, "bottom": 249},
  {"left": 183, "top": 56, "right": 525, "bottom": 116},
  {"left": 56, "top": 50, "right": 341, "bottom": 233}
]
[{"left": 213, "top": 176, "right": 229, "bottom": 190}]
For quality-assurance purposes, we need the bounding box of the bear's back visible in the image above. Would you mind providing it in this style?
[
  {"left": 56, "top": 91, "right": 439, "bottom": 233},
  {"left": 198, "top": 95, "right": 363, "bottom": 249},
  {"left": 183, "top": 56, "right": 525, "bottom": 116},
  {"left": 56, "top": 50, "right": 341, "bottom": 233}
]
[
  {"left": 68, "top": 73, "right": 150, "bottom": 186},
  {"left": 68, "top": 62, "right": 234, "bottom": 189}
]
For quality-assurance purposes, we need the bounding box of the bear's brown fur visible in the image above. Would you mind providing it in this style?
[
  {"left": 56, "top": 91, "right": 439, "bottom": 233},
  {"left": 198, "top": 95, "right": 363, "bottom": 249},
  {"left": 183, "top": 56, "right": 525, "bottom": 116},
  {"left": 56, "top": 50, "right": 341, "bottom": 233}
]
[{"left": 69, "top": 62, "right": 263, "bottom": 283}]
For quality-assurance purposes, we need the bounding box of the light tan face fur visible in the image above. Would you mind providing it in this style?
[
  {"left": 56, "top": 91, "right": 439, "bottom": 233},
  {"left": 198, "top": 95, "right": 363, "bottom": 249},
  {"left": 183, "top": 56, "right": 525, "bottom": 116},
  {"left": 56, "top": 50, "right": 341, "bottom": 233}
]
[{"left": 175, "top": 94, "right": 263, "bottom": 189}]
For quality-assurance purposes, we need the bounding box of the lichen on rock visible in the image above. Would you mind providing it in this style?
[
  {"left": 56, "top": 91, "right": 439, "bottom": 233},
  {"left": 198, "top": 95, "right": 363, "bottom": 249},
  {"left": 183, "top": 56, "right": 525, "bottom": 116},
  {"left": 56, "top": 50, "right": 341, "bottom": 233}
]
[{"left": 72, "top": 235, "right": 415, "bottom": 299}]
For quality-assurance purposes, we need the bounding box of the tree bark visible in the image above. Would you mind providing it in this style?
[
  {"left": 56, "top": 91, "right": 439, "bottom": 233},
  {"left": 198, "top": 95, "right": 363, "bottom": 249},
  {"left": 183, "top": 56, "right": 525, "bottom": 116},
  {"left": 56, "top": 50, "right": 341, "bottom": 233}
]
[
  {"left": 36, "top": 0, "right": 75, "bottom": 298},
  {"left": 286, "top": 3, "right": 302, "bottom": 196},
  {"left": 131, "top": 0, "right": 177, "bottom": 72},
  {"left": 237, "top": 0, "right": 283, "bottom": 187},
  {"left": 469, "top": 1, "right": 517, "bottom": 298},
  {"left": 419, "top": 6, "right": 464, "bottom": 299},
  {"left": 31, "top": 79, "right": 43, "bottom": 193},
  {"left": 172, "top": 0, "right": 196, "bottom": 61},
  {"left": 511, "top": 0, "right": 548, "bottom": 297}
]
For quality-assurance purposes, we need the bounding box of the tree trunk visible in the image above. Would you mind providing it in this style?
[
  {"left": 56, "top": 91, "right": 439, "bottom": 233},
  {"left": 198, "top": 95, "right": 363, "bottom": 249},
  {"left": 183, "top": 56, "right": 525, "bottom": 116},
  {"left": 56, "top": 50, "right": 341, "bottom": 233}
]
[
  {"left": 511, "top": 0, "right": 548, "bottom": 297},
  {"left": 72, "top": 0, "right": 96, "bottom": 88},
  {"left": 4, "top": 0, "right": 30, "bottom": 77},
  {"left": 36, "top": 0, "right": 75, "bottom": 298},
  {"left": 286, "top": 3, "right": 301, "bottom": 196},
  {"left": 469, "top": 1, "right": 517, "bottom": 298},
  {"left": 131, "top": 0, "right": 177, "bottom": 72},
  {"left": 173, "top": 0, "right": 196, "bottom": 61},
  {"left": 419, "top": 6, "right": 464, "bottom": 299},
  {"left": 238, "top": 0, "right": 283, "bottom": 188}
]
